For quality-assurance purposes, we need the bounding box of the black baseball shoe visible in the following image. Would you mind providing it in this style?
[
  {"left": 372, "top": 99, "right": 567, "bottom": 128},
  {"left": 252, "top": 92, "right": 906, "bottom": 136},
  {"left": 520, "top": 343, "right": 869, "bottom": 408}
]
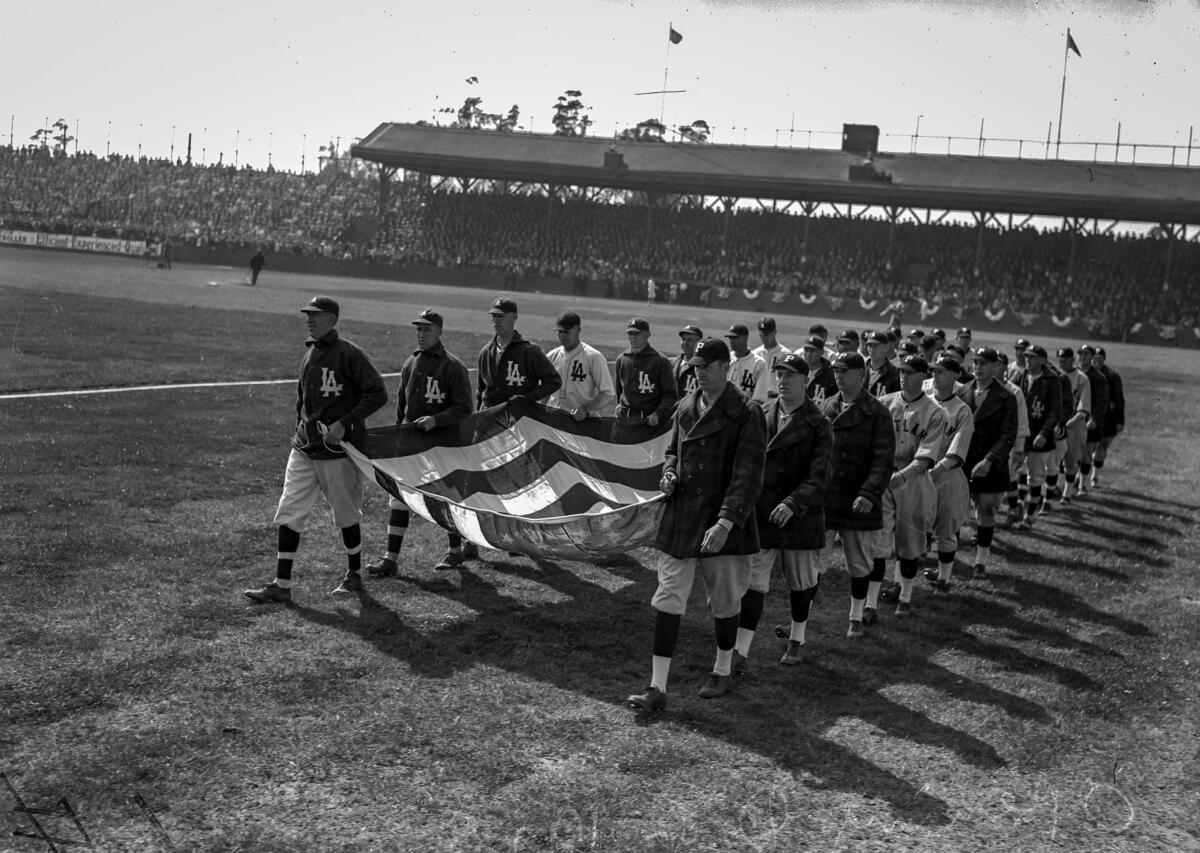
[
  {"left": 862, "top": 606, "right": 879, "bottom": 626},
  {"left": 366, "top": 558, "right": 398, "bottom": 578},
  {"left": 732, "top": 650, "right": 750, "bottom": 676},
  {"left": 698, "top": 673, "right": 733, "bottom": 699},
  {"left": 244, "top": 581, "right": 292, "bottom": 604},
  {"left": 330, "top": 571, "right": 364, "bottom": 596},
  {"left": 434, "top": 550, "right": 466, "bottom": 570},
  {"left": 626, "top": 686, "right": 667, "bottom": 712}
]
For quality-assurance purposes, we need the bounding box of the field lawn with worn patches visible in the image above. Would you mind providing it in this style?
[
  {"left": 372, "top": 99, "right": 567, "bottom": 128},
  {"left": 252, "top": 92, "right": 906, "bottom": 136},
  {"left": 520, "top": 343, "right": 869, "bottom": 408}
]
[{"left": 1, "top": 250, "right": 1199, "bottom": 852}]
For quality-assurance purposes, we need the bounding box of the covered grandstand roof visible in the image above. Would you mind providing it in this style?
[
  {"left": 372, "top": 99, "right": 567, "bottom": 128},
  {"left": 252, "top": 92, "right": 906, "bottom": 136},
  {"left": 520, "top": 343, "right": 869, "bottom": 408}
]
[{"left": 352, "top": 123, "right": 1200, "bottom": 224}]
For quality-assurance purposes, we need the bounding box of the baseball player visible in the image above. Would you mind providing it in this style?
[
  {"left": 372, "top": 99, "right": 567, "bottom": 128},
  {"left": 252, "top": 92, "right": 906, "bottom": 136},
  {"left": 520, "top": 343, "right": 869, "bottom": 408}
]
[
  {"left": 673, "top": 324, "right": 703, "bottom": 398},
  {"left": 1007, "top": 338, "right": 1031, "bottom": 384},
  {"left": 625, "top": 338, "right": 766, "bottom": 711},
  {"left": 726, "top": 323, "right": 769, "bottom": 403},
  {"left": 872, "top": 355, "right": 945, "bottom": 617},
  {"left": 1038, "top": 354, "right": 1074, "bottom": 512},
  {"left": 1054, "top": 347, "right": 1091, "bottom": 506},
  {"left": 801, "top": 336, "right": 838, "bottom": 404},
  {"left": 818, "top": 351, "right": 895, "bottom": 639},
  {"left": 476, "top": 297, "right": 562, "bottom": 409},
  {"left": 736, "top": 353, "right": 832, "bottom": 668},
  {"left": 997, "top": 352, "right": 1031, "bottom": 527},
  {"left": 546, "top": 311, "right": 616, "bottom": 420},
  {"left": 615, "top": 318, "right": 677, "bottom": 425},
  {"left": 1090, "top": 346, "right": 1125, "bottom": 486},
  {"left": 1016, "top": 345, "right": 1062, "bottom": 529},
  {"left": 866, "top": 330, "right": 901, "bottom": 398},
  {"left": 366, "top": 309, "right": 476, "bottom": 577},
  {"left": 925, "top": 350, "right": 974, "bottom": 590},
  {"left": 956, "top": 347, "right": 1018, "bottom": 578},
  {"left": 752, "top": 316, "right": 790, "bottom": 399},
  {"left": 1077, "top": 344, "right": 1110, "bottom": 495},
  {"left": 835, "top": 329, "right": 861, "bottom": 355},
  {"left": 245, "top": 296, "right": 388, "bottom": 603}
]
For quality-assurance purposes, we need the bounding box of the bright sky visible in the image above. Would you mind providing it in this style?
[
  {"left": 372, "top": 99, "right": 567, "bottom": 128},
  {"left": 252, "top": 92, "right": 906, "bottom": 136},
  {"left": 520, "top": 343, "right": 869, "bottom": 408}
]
[{"left": 1, "top": 0, "right": 1196, "bottom": 171}]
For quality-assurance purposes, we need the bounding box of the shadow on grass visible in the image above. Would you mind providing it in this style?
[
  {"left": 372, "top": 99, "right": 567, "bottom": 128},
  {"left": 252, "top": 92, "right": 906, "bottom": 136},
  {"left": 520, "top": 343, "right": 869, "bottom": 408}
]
[{"left": 283, "top": 542, "right": 1140, "bottom": 828}]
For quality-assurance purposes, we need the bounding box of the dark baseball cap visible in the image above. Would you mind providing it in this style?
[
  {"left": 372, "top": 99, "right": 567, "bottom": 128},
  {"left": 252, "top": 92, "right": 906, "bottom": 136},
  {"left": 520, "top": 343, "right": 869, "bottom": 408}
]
[
  {"left": 678, "top": 324, "right": 703, "bottom": 339},
  {"left": 1014, "top": 338, "right": 1031, "bottom": 350},
  {"left": 957, "top": 327, "right": 972, "bottom": 337},
  {"left": 900, "top": 341, "right": 919, "bottom": 356},
  {"left": 801, "top": 335, "right": 826, "bottom": 351},
  {"left": 973, "top": 347, "right": 1001, "bottom": 363},
  {"left": 555, "top": 311, "right": 581, "bottom": 330},
  {"left": 808, "top": 323, "right": 829, "bottom": 338},
  {"left": 489, "top": 297, "right": 518, "bottom": 315},
  {"left": 1057, "top": 346, "right": 1075, "bottom": 359},
  {"left": 725, "top": 323, "right": 750, "bottom": 338},
  {"left": 907, "top": 328, "right": 925, "bottom": 339},
  {"left": 1095, "top": 346, "right": 1107, "bottom": 357},
  {"left": 1027, "top": 345, "right": 1049, "bottom": 360},
  {"left": 946, "top": 344, "right": 968, "bottom": 359},
  {"left": 687, "top": 337, "right": 731, "bottom": 366},
  {"left": 831, "top": 351, "right": 865, "bottom": 371},
  {"left": 934, "top": 351, "right": 962, "bottom": 373},
  {"left": 757, "top": 317, "right": 777, "bottom": 332},
  {"left": 773, "top": 352, "right": 810, "bottom": 375},
  {"left": 412, "top": 309, "right": 443, "bottom": 328},
  {"left": 627, "top": 317, "right": 651, "bottom": 332},
  {"left": 864, "top": 331, "right": 888, "bottom": 345},
  {"left": 301, "top": 295, "right": 339, "bottom": 316},
  {"left": 885, "top": 328, "right": 900, "bottom": 343},
  {"left": 837, "top": 329, "right": 860, "bottom": 343},
  {"left": 900, "top": 355, "right": 930, "bottom": 374},
  {"left": 932, "top": 328, "right": 947, "bottom": 340},
  {"left": 1078, "top": 344, "right": 1097, "bottom": 354}
]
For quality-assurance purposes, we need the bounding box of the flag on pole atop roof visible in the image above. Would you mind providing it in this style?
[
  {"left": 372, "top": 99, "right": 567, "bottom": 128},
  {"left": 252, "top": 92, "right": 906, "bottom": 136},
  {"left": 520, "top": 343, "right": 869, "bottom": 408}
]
[
  {"left": 1066, "top": 30, "right": 1081, "bottom": 57},
  {"left": 669, "top": 26, "right": 683, "bottom": 44},
  {"left": 344, "top": 398, "right": 672, "bottom": 559}
]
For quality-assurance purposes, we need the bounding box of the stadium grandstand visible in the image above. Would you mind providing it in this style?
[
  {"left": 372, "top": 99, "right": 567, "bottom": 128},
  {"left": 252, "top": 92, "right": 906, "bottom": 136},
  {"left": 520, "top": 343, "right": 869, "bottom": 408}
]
[{"left": 3, "top": 124, "right": 1200, "bottom": 343}]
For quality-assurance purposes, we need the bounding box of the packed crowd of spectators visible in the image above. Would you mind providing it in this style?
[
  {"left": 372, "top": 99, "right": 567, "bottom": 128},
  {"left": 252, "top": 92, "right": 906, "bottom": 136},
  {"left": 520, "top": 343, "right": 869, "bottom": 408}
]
[{"left": 3, "top": 144, "right": 1198, "bottom": 330}]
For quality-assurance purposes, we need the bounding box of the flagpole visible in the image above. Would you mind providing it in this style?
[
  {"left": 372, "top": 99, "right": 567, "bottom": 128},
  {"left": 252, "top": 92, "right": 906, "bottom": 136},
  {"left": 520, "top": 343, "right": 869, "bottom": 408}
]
[
  {"left": 1055, "top": 28, "right": 1071, "bottom": 160},
  {"left": 660, "top": 24, "right": 673, "bottom": 125}
]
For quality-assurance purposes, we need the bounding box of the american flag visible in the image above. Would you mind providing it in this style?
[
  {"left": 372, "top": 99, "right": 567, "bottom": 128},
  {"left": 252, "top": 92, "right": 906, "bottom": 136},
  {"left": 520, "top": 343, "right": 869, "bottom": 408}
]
[{"left": 344, "top": 398, "right": 671, "bottom": 558}]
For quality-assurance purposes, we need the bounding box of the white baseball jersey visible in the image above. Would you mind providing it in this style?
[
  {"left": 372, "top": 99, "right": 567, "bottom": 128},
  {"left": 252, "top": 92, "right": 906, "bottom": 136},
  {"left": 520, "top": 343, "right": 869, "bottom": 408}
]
[
  {"left": 547, "top": 341, "right": 616, "bottom": 417},
  {"left": 728, "top": 352, "right": 769, "bottom": 403},
  {"left": 752, "top": 342, "right": 790, "bottom": 397}
]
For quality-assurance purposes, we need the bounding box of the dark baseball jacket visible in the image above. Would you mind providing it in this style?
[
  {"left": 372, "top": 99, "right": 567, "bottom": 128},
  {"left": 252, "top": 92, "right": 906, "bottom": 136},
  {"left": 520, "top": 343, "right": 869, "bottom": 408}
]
[
  {"left": 867, "top": 359, "right": 901, "bottom": 398},
  {"left": 476, "top": 332, "right": 561, "bottom": 408},
  {"left": 1020, "top": 369, "right": 1063, "bottom": 452},
  {"left": 806, "top": 358, "right": 839, "bottom": 404},
  {"left": 293, "top": 329, "right": 388, "bottom": 460},
  {"left": 396, "top": 342, "right": 473, "bottom": 427},
  {"left": 615, "top": 345, "right": 678, "bottom": 419}
]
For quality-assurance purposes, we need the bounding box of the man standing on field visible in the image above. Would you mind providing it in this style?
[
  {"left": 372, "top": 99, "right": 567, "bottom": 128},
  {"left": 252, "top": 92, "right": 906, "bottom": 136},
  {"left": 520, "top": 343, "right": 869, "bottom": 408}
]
[{"left": 245, "top": 296, "right": 387, "bottom": 603}]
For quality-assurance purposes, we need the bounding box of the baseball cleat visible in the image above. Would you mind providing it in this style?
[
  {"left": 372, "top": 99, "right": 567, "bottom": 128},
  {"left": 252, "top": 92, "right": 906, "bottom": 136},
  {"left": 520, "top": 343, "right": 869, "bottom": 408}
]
[
  {"left": 463, "top": 542, "right": 479, "bottom": 560},
  {"left": 972, "top": 563, "right": 988, "bottom": 580},
  {"left": 846, "top": 620, "right": 865, "bottom": 640},
  {"left": 773, "top": 624, "right": 790, "bottom": 640},
  {"left": 433, "top": 549, "right": 466, "bottom": 570},
  {"left": 330, "top": 571, "right": 364, "bottom": 596},
  {"left": 698, "top": 673, "right": 733, "bottom": 699},
  {"left": 932, "top": 580, "right": 952, "bottom": 594},
  {"left": 862, "top": 606, "right": 879, "bottom": 626},
  {"left": 895, "top": 601, "right": 912, "bottom": 618},
  {"left": 780, "top": 641, "right": 805, "bottom": 666},
  {"left": 244, "top": 581, "right": 292, "bottom": 604},
  {"left": 366, "top": 558, "right": 398, "bottom": 578},
  {"left": 626, "top": 686, "right": 667, "bottom": 712},
  {"left": 923, "top": 567, "right": 940, "bottom": 582},
  {"left": 731, "top": 650, "right": 750, "bottom": 676},
  {"left": 879, "top": 583, "right": 901, "bottom": 603}
]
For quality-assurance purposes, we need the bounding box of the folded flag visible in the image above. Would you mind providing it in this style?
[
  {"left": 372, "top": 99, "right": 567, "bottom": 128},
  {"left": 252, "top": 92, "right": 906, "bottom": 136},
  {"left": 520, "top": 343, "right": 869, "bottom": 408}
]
[
  {"left": 344, "top": 398, "right": 672, "bottom": 559},
  {"left": 1066, "top": 31, "right": 1081, "bottom": 57},
  {"left": 669, "top": 26, "right": 683, "bottom": 44}
]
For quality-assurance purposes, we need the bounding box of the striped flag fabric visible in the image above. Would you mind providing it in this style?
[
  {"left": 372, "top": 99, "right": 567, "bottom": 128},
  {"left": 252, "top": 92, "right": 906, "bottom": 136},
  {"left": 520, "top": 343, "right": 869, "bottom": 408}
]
[{"left": 344, "top": 398, "right": 672, "bottom": 559}]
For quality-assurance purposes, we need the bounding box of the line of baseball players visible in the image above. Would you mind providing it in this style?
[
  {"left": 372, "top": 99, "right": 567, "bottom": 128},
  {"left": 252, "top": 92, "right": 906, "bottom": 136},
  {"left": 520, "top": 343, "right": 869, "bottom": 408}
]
[{"left": 241, "top": 297, "right": 1125, "bottom": 720}]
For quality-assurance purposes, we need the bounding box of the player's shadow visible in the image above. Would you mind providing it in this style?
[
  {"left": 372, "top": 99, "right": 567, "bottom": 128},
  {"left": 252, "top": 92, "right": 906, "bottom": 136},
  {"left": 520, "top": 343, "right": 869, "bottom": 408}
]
[
  {"left": 285, "top": 545, "right": 1130, "bottom": 828},
  {"left": 993, "top": 536, "right": 1145, "bottom": 578},
  {"left": 1093, "top": 487, "right": 1199, "bottom": 517}
]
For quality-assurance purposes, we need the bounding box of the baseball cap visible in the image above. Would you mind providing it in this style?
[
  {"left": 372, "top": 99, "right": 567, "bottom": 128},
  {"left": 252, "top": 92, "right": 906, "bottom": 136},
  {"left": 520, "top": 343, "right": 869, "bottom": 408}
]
[
  {"left": 1078, "top": 344, "right": 1097, "bottom": 354},
  {"left": 809, "top": 323, "right": 829, "bottom": 339},
  {"left": 864, "top": 331, "right": 888, "bottom": 346},
  {"left": 412, "top": 309, "right": 443, "bottom": 328},
  {"left": 934, "top": 351, "right": 962, "bottom": 373},
  {"left": 555, "top": 311, "right": 581, "bottom": 330},
  {"left": 899, "top": 341, "right": 919, "bottom": 356},
  {"left": 489, "top": 297, "right": 518, "bottom": 315},
  {"left": 907, "top": 328, "right": 925, "bottom": 339},
  {"left": 686, "top": 337, "right": 731, "bottom": 366},
  {"left": 946, "top": 344, "right": 967, "bottom": 359},
  {"left": 1095, "top": 346, "right": 1107, "bottom": 358},
  {"left": 900, "top": 355, "right": 930, "bottom": 374},
  {"left": 801, "top": 335, "right": 826, "bottom": 351},
  {"left": 885, "top": 328, "right": 900, "bottom": 343},
  {"left": 958, "top": 327, "right": 972, "bottom": 337},
  {"left": 678, "top": 324, "right": 703, "bottom": 339},
  {"left": 932, "top": 328, "right": 947, "bottom": 340},
  {"left": 627, "top": 317, "right": 651, "bottom": 332},
  {"left": 300, "top": 295, "right": 339, "bottom": 317},
  {"left": 757, "top": 316, "right": 777, "bottom": 332},
  {"left": 973, "top": 347, "right": 1001, "bottom": 363},
  {"left": 831, "top": 351, "right": 865, "bottom": 371},
  {"left": 1057, "top": 346, "right": 1075, "bottom": 359},
  {"left": 773, "top": 352, "right": 810, "bottom": 375},
  {"left": 725, "top": 323, "right": 750, "bottom": 338},
  {"left": 1014, "top": 338, "right": 1031, "bottom": 350},
  {"left": 837, "top": 329, "right": 860, "bottom": 343},
  {"left": 1027, "top": 345, "right": 1049, "bottom": 360}
]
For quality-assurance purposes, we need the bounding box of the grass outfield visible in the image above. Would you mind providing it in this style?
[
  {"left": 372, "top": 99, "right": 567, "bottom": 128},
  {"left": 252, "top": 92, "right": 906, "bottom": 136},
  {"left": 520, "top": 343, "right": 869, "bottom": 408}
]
[{"left": 2, "top": 249, "right": 1199, "bottom": 852}]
